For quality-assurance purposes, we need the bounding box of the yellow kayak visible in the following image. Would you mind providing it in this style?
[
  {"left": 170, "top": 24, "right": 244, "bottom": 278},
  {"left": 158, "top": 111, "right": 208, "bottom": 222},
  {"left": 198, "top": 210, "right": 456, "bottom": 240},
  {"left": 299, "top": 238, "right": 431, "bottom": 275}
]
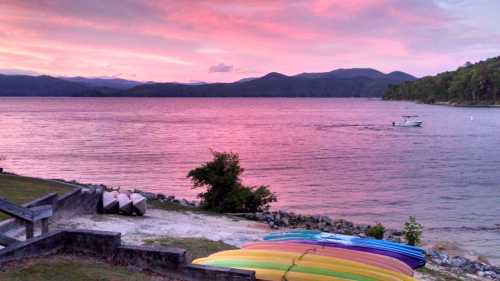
[
  {"left": 193, "top": 249, "right": 416, "bottom": 281},
  {"left": 231, "top": 267, "right": 369, "bottom": 281}
]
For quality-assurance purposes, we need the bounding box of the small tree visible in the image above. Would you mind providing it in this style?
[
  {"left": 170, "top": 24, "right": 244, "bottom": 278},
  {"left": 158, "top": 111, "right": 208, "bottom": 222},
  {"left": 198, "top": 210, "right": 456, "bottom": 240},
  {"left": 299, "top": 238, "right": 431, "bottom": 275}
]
[
  {"left": 365, "top": 223, "right": 385, "bottom": 240},
  {"left": 187, "top": 151, "right": 277, "bottom": 213},
  {"left": 403, "top": 216, "right": 423, "bottom": 246}
]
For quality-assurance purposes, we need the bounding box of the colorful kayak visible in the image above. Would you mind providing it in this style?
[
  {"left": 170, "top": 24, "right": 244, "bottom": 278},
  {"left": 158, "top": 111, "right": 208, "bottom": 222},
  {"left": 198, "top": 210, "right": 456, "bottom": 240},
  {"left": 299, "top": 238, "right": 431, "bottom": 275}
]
[
  {"left": 264, "top": 230, "right": 424, "bottom": 256},
  {"left": 193, "top": 249, "right": 416, "bottom": 281},
  {"left": 243, "top": 241, "right": 413, "bottom": 276},
  {"left": 263, "top": 231, "right": 425, "bottom": 269},
  {"left": 196, "top": 258, "right": 376, "bottom": 281},
  {"left": 266, "top": 230, "right": 425, "bottom": 254},
  {"left": 280, "top": 239, "right": 425, "bottom": 269}
]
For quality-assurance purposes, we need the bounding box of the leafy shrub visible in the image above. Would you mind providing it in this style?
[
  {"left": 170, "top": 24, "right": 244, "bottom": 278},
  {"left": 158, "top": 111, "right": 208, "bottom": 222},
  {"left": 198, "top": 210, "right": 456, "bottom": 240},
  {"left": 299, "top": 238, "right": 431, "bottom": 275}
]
[
  {"left": 365, "top": 223, "right": 385, "bottom": 240},
  {"left": 403, "top": 216, "right": 423, "bottom": 246},
  {"left": 187, "top": 151, "right": 277, "bottom": 213}
]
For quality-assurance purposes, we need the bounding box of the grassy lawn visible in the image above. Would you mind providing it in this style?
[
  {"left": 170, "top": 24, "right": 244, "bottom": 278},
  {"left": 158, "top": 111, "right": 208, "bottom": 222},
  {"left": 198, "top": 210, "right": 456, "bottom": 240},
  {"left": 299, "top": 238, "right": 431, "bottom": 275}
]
[
  {"left": 0, "top": 174, "right": 74, "bottom": 220},
  {"left": 0, "top": 255, "right": 183, "bottom": 281},
  {"left": 144, "top": 236, "right": 237, "bottom": 261},
  {"left": 148, "top": 200, "right": 230, "bottom": 218},
  {"left": 149, "top": 200, "right": 200, "bottom": 213}
]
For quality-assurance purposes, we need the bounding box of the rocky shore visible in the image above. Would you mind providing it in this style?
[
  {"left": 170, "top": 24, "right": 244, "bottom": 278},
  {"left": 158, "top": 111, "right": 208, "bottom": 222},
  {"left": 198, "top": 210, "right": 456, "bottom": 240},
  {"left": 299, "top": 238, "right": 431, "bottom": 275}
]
[{"left": 60, "top": 181, "right": 500, "bottom": 280}]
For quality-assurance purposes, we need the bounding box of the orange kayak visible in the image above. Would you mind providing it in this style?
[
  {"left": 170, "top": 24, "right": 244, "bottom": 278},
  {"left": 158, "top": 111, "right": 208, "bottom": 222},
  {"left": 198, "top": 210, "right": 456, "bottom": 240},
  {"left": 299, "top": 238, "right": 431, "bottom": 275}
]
[{"left": 243, "top": 241, "right": 413, "bottom": 277}]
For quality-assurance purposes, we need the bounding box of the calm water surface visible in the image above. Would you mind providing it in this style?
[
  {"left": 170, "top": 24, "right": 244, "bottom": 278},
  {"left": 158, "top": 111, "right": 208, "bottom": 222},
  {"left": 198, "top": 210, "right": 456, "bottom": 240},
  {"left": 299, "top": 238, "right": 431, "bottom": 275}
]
[{"left": 0, "top": 97, "right": 499, "bottom": 263}]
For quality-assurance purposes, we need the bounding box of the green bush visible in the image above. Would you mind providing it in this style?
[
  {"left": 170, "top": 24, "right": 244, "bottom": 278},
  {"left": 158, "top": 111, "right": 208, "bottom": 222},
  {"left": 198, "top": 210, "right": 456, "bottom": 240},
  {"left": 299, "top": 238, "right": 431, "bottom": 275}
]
[
  {"left": 365, "top": 223, "right": 385, "bottom": 239},
  {"left": 187, "top": 151, "right": 277, "bottom": 213},
  {"left": 403, "top": 216, "right": 423, "bottom": 246}
]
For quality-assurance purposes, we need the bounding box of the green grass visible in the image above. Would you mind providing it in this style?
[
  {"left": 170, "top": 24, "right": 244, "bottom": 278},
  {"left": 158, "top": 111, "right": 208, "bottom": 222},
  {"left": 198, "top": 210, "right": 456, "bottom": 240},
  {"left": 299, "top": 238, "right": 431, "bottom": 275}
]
[
  {"left": 149, "top": 200, "right": 200, "bottom": 213},
  {"left": 148, "top": 200, "right": 224, "bottom": 218},
  {"left": 417, "top": 267, "right": 465, "bottom": 281},
  {"left": 143, "top": 236, "right": 237, "bottom": 261},
  {"left": 0, "top": 255, "right": 177, "bottom": 281},
  {"left": 0, "top": 174, "right": 74, "bottom": 220}
]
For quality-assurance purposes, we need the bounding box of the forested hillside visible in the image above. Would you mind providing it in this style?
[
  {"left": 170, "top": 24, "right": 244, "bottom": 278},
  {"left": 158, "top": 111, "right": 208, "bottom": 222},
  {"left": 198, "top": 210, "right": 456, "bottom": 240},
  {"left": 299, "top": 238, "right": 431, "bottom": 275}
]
[{"left": 384, "top": 56, "right": 500, "bottom": 105}]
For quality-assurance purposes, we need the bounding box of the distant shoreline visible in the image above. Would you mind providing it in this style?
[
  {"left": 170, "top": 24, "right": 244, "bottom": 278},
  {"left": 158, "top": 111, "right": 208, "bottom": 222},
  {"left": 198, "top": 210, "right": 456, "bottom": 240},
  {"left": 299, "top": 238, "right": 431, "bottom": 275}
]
[
  {"left": 431, "top": 101, "right": 500, "bottom": 108},
  {"left": 0, "top": 96, "right": 383, "bottom": 99},
  {"left": 384, "top": 99, "right": 500, "bottom": 108}
]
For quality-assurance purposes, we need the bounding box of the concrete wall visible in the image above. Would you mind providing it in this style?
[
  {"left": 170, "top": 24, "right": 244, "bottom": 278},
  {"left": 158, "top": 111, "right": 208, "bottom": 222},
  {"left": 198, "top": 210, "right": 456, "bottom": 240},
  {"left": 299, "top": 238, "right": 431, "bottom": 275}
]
[
  {"left": 114, "top": 244, "right": 186, "bottom": 271},
  {"left": 0, "top": 231, "right": 65, "bottom": 264},
  {"left": 53, "top": 187, "right": 101, "bottom": 219},
  {"left": 63, "top": 229, "right": 121, "bottom": 257},
  {"left": 0, "top": 229, "right": 256, "bottom": 281},
  {"left": 184, "top": 264, "right": 256, "bottom": 281}
]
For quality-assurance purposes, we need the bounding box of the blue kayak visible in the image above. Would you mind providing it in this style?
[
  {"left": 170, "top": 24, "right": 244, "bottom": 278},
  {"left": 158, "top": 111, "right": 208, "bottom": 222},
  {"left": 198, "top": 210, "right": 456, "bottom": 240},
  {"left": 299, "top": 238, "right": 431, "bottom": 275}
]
[
  {"left": 266, "top": 230, "right": 425, "bottom": 254},
  {"left": 278, "top": 239, "right": 425, "bottom": 269},
  {"left": 265, "top": 231, "right": 423, "bottom": 257}
]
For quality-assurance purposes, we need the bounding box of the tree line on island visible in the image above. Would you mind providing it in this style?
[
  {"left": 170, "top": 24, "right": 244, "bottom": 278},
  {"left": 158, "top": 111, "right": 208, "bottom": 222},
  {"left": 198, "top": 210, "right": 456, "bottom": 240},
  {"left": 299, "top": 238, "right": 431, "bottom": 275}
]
[
  {"left": 0, "top": 68, "right": 415, "bottom": 97},
  {"left": 384, "top": 56, "right": 500, "bottom": 105}
]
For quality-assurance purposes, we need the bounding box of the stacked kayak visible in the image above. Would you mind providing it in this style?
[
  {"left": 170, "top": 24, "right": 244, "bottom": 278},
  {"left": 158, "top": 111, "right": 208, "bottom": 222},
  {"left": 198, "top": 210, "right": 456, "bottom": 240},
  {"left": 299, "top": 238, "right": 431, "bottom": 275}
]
[
  {"left": 263, "top": 230, "right": 426, "bottom": 269},
  {"left": 192, "top": 230, "right": 426, "bottom": 281}
]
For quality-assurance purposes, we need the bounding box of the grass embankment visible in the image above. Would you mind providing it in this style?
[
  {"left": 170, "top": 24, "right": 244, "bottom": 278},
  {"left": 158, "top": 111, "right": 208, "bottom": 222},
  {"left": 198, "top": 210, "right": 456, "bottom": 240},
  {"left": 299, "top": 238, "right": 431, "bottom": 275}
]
[
  {"left": 0, "top": 255, "right": 185, "bottom": 281},
  {"left": 0, "top": 174, "right": 73, "bottom": 220},
  {"left": 144, "top": 236, "right": 237, "bottom": 261},
  {"left": 149, "top": 200, "right": 199, "bottom": 213},
  {"left": 149, "top": 200, "right": 221, "bottom": 217}
]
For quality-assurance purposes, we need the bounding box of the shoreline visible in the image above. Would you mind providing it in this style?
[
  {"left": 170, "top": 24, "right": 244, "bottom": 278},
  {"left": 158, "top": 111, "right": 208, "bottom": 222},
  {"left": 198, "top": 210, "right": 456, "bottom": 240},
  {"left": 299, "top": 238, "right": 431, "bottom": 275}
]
[
  {"left": 54, "top": 187, "right": 500, "bottom": 281},
  {"left": 2, "top": 172, "right": 499, "bottom": 280},
  {"left": 128, "top": 188, "right": 500, "bottom": 270},
  {"left": 384, "top": 99, "right": 500, "bottom": 108}
]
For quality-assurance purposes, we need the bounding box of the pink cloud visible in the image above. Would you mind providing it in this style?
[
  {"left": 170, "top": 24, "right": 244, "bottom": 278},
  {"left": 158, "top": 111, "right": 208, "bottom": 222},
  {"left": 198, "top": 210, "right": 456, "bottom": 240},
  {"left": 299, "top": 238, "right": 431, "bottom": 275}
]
[{"left": 0, "top": 0, "right": 498, "bottom": 82}]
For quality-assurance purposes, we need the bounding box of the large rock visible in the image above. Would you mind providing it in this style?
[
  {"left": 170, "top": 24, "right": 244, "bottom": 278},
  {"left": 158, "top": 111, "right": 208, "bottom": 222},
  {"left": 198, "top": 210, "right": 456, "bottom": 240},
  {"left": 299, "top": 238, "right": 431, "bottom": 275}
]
[{"left": 449, "top": 256, "right": 468, "bottom": 268}]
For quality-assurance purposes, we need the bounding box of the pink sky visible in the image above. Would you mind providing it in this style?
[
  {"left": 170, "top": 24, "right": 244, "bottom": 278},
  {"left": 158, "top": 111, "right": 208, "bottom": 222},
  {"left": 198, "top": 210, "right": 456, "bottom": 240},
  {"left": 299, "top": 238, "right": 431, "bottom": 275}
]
[{"left": 0, "top": 0, "right": 499, "bottom": 82}]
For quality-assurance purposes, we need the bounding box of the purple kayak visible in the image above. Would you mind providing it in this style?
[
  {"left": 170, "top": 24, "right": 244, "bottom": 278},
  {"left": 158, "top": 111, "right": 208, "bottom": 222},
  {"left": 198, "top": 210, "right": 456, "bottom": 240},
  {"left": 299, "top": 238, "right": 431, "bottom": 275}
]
[{"left": 282, "top": 239, "right": 426, "bottom": 269}]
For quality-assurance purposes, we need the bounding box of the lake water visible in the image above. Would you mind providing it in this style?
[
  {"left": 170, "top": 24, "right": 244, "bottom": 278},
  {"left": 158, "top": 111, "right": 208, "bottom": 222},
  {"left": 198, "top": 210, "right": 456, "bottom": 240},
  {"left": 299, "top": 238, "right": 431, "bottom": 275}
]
[{"left": 0, "top": 97, "right": 499, "bottom": 263}]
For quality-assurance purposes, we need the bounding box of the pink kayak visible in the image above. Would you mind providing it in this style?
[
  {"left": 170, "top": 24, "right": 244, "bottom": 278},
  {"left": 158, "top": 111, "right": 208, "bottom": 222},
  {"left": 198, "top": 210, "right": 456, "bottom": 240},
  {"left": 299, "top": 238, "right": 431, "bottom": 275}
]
[{"left": 243, "top": 241, "right": 414, "bottom": 277}]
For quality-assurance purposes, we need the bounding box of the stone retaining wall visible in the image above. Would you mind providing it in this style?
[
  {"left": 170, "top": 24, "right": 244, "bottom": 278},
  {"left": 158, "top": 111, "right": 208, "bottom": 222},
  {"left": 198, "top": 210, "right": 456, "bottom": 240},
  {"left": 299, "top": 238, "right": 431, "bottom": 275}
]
[
  {"left": 53, "top": 187, "right": 101, "bottom": 219},
  {"left": 184, "top": 264, "right": 256, "bottom": 281},
  {"left": 0, "top": 229, "right": 255, "bottom": 281}
]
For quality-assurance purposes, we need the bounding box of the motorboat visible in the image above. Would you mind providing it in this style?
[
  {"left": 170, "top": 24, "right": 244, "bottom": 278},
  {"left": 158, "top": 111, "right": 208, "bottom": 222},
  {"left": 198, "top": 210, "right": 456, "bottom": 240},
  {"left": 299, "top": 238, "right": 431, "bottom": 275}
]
[{"left": 393, "top": 116, "right": 423, "bottom": 127}]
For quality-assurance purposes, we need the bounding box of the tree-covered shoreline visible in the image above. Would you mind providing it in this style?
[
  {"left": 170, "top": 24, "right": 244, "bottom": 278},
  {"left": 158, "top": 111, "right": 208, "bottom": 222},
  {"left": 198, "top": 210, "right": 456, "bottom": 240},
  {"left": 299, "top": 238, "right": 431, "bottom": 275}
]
[{"left": 384, "top": 56, "right": 500, "bottom": 105}]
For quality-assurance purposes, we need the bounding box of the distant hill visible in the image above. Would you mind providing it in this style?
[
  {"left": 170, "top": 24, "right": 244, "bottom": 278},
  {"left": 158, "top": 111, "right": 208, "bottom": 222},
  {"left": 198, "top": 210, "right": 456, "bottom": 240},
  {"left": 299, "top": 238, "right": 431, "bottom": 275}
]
[
  {"left": 0, "top": 68, "right": 416, "bottom": 97},
  {"left": 384, "top": 56, "right": 500, "bottom": 105},
  {"left": 61, "top": 76, "right": 142, "bottom": 90},
  {"left": 0, "top": 74, "right": 89, "bottom": 96},
  {"left": 234, "top": 77, "right": 257, "bottom": 83},
  {"left": 295, "top": 68, "right": 386, "bottom": 79},
  {"left": 124, "top": 69, "right": 416, "bottom": 97}
]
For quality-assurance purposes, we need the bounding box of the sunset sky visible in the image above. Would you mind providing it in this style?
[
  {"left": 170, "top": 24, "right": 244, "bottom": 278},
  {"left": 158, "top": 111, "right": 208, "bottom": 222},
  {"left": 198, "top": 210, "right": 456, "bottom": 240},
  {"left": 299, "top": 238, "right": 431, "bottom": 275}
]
[{"left": 0, "top": 0, "right": 499, "bottom": 83}]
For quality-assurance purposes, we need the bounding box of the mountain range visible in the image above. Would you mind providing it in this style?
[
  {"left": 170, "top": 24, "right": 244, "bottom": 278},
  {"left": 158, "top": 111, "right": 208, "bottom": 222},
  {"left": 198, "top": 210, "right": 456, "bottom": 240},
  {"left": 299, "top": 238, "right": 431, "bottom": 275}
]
[{"left": 0, "top": 68, "right": 416, "bottom": 97}]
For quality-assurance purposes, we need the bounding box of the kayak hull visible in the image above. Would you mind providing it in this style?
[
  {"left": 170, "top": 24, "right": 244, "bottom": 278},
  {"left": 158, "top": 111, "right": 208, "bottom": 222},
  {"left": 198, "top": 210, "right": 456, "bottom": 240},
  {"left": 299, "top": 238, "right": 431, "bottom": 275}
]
[
  {"left": 102, "top": 191, "right": 119, "bottom": 213},
  {"left": 243, "top": 241, "right": 413, "bottom": 276},
  {"left": 130, "top": 193, "right": 147, "bottom": 216},
  {"left": 117, "top": 193, "right": 133, "bottom": 215},
  {"left": 263, "top": 231, "right": 425, "bottom": 269},
  {"left": 194, "top": 249, "right": 416, "bottom": 281}
]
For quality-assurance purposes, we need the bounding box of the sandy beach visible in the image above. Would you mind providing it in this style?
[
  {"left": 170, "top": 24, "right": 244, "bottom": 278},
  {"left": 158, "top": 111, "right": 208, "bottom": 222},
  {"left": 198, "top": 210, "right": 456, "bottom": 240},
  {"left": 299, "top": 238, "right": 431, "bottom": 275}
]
[{"left": 53, "top": 208, "right": 272, "bottom": 247}]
